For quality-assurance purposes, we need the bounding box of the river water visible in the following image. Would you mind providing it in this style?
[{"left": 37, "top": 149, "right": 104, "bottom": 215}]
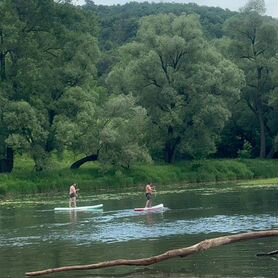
[{"left": 0, "top": 182, "right": 277, "bottom": 278}]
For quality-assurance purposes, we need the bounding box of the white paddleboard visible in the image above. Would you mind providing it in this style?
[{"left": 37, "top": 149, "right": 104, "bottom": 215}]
[
  {"left": 54, "top": 204, "right": 103, "bottom": 211},
  {"left": 134, "top": 203, "right": 164, "bottom": 212}
]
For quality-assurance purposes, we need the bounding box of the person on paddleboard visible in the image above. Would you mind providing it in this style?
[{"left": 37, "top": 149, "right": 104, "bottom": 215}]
[
  {"left": 69, "top": 183, "right": 79, "bottom": 207},
  {"left": 145, "top": 183, "right": 155, "bottom": 208}
]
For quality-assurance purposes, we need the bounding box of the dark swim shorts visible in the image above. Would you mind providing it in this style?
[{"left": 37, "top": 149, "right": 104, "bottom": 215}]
[
  {"left": 145, "top": 193, "right": 152, "bottom": 200},
  {"left": 69, "top": 193, "right": 76, "bottom": 198}
]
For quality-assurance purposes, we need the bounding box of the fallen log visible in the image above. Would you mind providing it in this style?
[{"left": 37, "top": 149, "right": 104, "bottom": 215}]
[{"left": 26, "top": 230, "right": 278, "bottom": 277}]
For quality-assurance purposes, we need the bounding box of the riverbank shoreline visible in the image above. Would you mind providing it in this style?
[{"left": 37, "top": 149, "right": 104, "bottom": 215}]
[
  {"left": 0, "top": 158, "right": 277, "bottom": 196},
  {"left": 0, "top": 178, "right": 277, "bottom": 208}
]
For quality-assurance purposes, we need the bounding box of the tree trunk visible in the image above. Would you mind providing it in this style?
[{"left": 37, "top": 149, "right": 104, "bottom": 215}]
[
  {"left": 70, "top": 153, "right": 98, "bottom": 169},
  {"left": 0, "top": 147, "right": 14, "bottom": 173},
  {"left": 255, "top": 66, "right": 266, "bottom": 159},
  {"left": 266, "top": 145, "right": 274, "bottom": 158},
  {"left": 164, "top": 141, "right": 175, "bottom": 163},
  {"left": 164, "top": 127, "right": 180, "bottom": 163},
  {"left": 258, "top": 107, "right": 266, "bottom": 158},
  {"left": 25, "top": 230, "right": 278, "bottom": 277},
  {"left": 165, "top": 139, "right": 181, "bottom": 163},
  {"left": 0, "top": 30, "right": 6, "bottom": 81},
  {"left": 6, "top": 147, "right": 14, "bottom": 171},
  {"left": 0, "top": 51, "right": 5, "bottom": 81}
]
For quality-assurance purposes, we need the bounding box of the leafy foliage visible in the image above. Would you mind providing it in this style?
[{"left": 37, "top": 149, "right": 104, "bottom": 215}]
[
  {"left": 108, "top": 14, "right": 244, "bottom": 162},
  {"left": 0, "top": 0, "right": 277, "bottom": 174},
  {"left": 222, "top": 9, "right": 278, "bottom": 158}
]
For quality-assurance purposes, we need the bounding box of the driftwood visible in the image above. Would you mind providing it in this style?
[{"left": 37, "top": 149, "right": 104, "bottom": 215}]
[
  {"left": 26, "top": 230, "right": 278, "bottom": 277},
  {"left": 256, "top": 249, "right": 278, "bottom": 256}
]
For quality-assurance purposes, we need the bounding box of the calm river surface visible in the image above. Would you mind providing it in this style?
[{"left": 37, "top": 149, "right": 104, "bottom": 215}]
[{"left": 0, "top": 181, "right": 277, "bottom": 278}]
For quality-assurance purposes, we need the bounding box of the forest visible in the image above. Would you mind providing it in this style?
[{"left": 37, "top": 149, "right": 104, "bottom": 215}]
[{"left": 0, "top": 0, "right": 277, "bottom": 173}]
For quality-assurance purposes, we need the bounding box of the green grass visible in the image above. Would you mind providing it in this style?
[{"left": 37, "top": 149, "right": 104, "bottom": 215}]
[{"left": 0, "top": 155, "right": 277, "bottom": 196}]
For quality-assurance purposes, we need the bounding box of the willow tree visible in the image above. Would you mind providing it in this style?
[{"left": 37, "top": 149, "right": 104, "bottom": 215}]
[
  {"left": 107, "top": 14, "right": 244, "bottom": 163},
  {"left": 223, "top": 2, "right": 278, "bottom": 158},
  {"left": 0, "top": 0, "right": 23, "bottom": 172},
  {"left": 0, "top": 0, "right": 100, "bottom": 171},
  {"left": 54, "top": 92, "right": 151, "bottom": 169}
]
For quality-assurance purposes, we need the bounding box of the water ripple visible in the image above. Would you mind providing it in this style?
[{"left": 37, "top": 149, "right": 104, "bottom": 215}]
[{"left": 0, "top": 212, "right": 276, "bottom": 247}]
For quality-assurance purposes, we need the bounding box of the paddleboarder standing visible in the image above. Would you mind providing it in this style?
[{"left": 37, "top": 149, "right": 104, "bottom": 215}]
[
  {"left": 69, "top": 183, "right": 79, "bottom": 207},
  {"left": 145, "top": 183, "right": 155, "bottom": 208}
]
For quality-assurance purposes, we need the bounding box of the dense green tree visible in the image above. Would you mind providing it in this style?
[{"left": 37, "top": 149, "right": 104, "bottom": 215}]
[
  {"left": 0, "top": 94, "right": 13, "bottom": 172},
  {"left": 107, "top": 14, "right": 244, "bottom": 163},
  {"left": 91, "top": 2, "right": 236, "bottom": 42},
  {"left": 0, "top": 0, "right": 24, "bottom": 172},
  {"left": 0, "top": 0, "right": 100, "bottom": 171},
  {"left": 215, "top": 100, "right": 262, "bottom": 158},
  {"left": 240, "top": 0, "right": 266, "bottom": 14},
  {"left": 1, "top": 0, "right": 276, "bottom": 173},
  {"left": 267, "top": 57, "right": 278, "bottom": 157},
  {"left": 54, "top": 92, "right": 150, "bottom": 169},
  {"left": 223, "top": 8, "right": 278, "bottom": 158}
]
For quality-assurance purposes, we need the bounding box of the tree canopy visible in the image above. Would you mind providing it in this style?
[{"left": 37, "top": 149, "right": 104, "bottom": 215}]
[
  {"left": 0, "top": 0, "right": 277, "bottom": 172},
  {"left": 108, "top": 14, "right": 244, "bottom": 162}
]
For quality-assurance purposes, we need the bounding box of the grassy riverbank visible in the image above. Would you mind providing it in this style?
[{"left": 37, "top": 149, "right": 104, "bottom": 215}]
[{"left": 0, "top": 156, "right": 277, "bottom": 196}]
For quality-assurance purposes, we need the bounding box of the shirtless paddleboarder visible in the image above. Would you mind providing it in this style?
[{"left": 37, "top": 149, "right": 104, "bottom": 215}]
[
  {"left": 69, "top": 183, "right": 79, "bottom": 207},
  {"left": 145, "top": 182, "right": 156, "bottom": 208}
]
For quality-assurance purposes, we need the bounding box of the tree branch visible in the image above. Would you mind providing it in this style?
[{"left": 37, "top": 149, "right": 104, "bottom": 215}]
[
  {"left": 257, "top": 249, "right": 278, "bottom": 256},
  {"left": 158, "top": 53, "right": 171, "bottom": 84},
  {"left": 240, "top": 55, "right": 255, "bottom": 60},
  {"left": 25, "top": 230, "right": 278, "bottom": 277}
]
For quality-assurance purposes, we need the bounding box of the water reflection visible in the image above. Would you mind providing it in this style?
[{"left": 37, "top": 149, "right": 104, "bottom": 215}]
[
  {"left": 34, "top": 213, "right": 278, "bottom": 245},
  {"left": 0, "top": 210, "right": 276, "bottom": 247},
  {"left": 146, "top": 212, "right": 155, "bottom": 225},
  {"left": 0, "top": 183, "right": 277, "bottom": 278},
  {"left": 69, "top": 210, "right": 77, "bottom": 224}
]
